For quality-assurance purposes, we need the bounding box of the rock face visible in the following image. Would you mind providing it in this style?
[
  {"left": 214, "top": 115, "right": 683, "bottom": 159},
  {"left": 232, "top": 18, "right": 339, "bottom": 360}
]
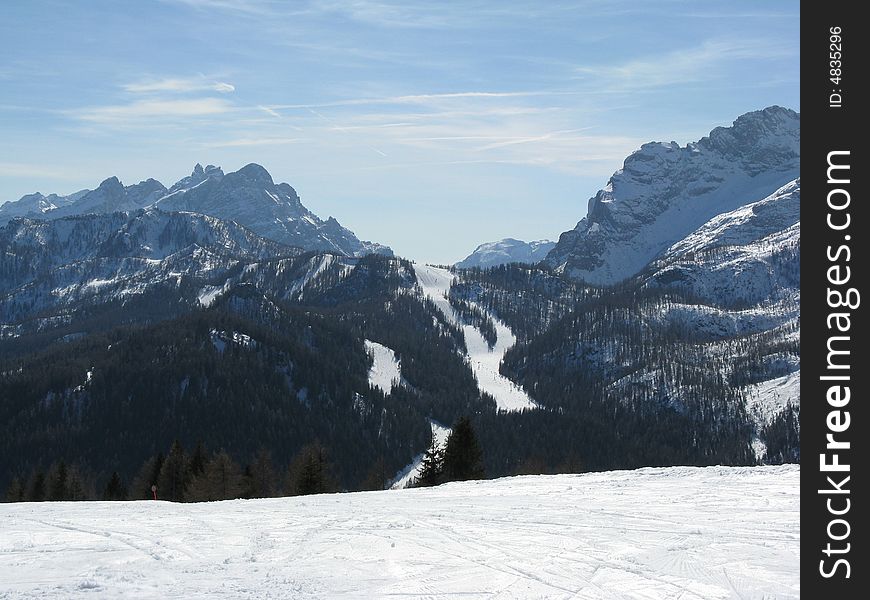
[
  {"left": 545, "top": 106, "right": 800, "bottom": 285},
  {"left": 641, "top": 178, "right": 800, "bottom": 336},
  {"left": 1, "top": 163, "right": 391, "bottom": 257},
  {"left": 153, "top": 163, "right": 392, "bottom": 257},
  {"left": 455, "top": 238, "right": 555, "bottom": 269}
]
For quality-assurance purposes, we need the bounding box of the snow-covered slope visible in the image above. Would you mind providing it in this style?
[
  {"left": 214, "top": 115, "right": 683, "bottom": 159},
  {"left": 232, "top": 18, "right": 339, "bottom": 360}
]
[
  {"left": 637, "top": 178, "right": 800, "bottom": 451},
  {"left": 365, "top": 339, "right": 402, "bottom": 395},
  {"left": 0, "top": 466, "right": 799, "bottom": 599},
  {"left": 643, "top": 179, "right": 800, "bottom": 319},
  {"left": 414, "top": 264, "right": 538, "bottom": 411},
  {"left": 546, "top": 106, "right": 799, "bottom": 284},
  {"left": 455, "top": 238, "right": 555, "bottom": 269},
  {"left": 746, "top": 371, "right": 800, "bottom": 427},
  {"left": 662, "top": 178, "right": 799, "bottom": 260}
]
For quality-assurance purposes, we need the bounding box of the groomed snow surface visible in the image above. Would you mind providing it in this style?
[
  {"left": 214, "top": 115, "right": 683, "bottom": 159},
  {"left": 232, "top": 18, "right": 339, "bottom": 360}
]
[
  {"left": 364, "top": 340, "right": 402, "bottom": 395},
  {"left": 414, "top": 264, "right": 538, "bottom": 412},
  {"left": 0, "top": 466, "right": 798, "bottom": 599}
]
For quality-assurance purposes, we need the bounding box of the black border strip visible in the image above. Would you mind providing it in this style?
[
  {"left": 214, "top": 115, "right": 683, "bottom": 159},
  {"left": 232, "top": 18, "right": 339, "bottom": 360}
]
[{"left": 802, "top": 3, "right": 866, "bottom": 595}]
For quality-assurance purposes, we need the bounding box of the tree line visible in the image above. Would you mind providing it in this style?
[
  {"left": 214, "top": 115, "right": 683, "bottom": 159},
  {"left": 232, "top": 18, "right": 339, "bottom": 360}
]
[{"left": 4, "top": 416, "right": 488, "bottom": 502}]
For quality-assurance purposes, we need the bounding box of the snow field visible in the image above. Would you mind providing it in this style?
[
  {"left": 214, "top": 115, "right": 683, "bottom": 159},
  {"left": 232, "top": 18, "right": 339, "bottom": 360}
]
[
  {"left": 0, "top": 466, "right": 798, "bottom": 599},
  {"left": 745, "top": 371, "right": 800, "bottom": 427},
  {"left": 414, "top": 264, "right": 538, "bottom": 412},
  {"left": 364, "top": 339, "right": 402, "bottom": 395}
]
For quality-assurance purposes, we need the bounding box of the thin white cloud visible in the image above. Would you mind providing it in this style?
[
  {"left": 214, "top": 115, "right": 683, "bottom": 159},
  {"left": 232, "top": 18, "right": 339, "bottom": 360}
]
[
  {"left": 124, "top": 77, "right": 235, "bottom": 94},
  {"left": 473, "top": 128, "right": 592, "bottom": 152},
  {"left": 71, "top": 98, "right": 234, "bottom": 124},
  {"left": 257, "top": 105, "right": 282, "bottom": 118},
  {"left": 575, "top": 39, "right": 796, "bottom": 90},
  {"left": 204, "top": 137, "right": 304, "bottom": 148},
  {"left": 267, "top": 90, "right": 570, "bottom": 111},
  {"left": 160, "top": 0, "right": 278, "bottom": 15},
  {"left": 304, "top": 1, "right": 616, "bottom": 30}
]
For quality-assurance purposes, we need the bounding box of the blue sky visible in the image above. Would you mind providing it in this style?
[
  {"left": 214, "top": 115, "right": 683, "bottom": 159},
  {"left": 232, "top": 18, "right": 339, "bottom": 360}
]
[{"left": 0, "top": 0, "right": 799, "bottom": 263}]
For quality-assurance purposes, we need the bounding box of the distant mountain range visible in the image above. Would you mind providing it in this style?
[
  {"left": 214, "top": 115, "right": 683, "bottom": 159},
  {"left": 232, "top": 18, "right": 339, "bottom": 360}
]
[
  {"left": 455, "top": 238, "right": 555, "bottom": 269},
  {"left": 1, "top": 163, "right": 391, "bottom": 257},
  {"left": 0, "top": 107, "right": 800, "bottom": 494}
]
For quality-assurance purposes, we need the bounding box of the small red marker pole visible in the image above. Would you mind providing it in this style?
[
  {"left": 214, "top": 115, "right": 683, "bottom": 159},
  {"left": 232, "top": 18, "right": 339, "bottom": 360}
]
[{"left": 151, "top": 484, "right": 158, "bottom": 501}]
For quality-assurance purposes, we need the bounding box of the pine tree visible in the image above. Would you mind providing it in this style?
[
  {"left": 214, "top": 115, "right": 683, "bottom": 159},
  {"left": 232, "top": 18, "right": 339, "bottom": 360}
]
[
  {"left": 27, "top": 471, "right": 46, "bottom": 502},
  {"left": 414, "top": 439, "right": 444, "bottom": 487},
  {"left": 187, "top": 451, "right": 243, "bottom": 501},
  {"left": 286, "top": 442, "right": 336, "bottom": 496},
  {"left": 150, "top": 452, "right": 165, "bottom": 498},
  {"left": 189, "top": 441, "right": 208, "bottom": 478},
  {"left": 243, "top": 448, "right": 276, "bottom": 498},
  {"left": 442, "top": 416, "right": 485, "bottom": 482},
  {"left": 103, "top": 472, "right": 128, "bottom": 501},
  {"left": 4, "top": 477, "right": 24, "bottom": 503},
  {"left": 49, "top": 460, "right": 69, "bottom": 501},
  {"left": 361, "top": 456, "right": 389, "bottom": 491},
  {"left": 158, "top": 440, "right": 189, "bottom": 502},
  {"left": 131, "top": 453, "right": 165, "bottom": 500},
  {"left": 67, "top": 468, "right": 87, "bottom": 501}
]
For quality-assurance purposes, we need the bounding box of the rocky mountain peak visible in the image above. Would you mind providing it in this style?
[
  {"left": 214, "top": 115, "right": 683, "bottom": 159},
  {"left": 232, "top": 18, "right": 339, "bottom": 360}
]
[
  {"left": 545, "top": 106, "right": 800, "bottom": 285},
  {"left": 167, "top": 163, "right": 225, "bottom": 195},
  {"left": 97, "top": 176, "right": 124, "bottom": 193},
  {"left": 696, "top": 106, "right": 799, "bottom": 173},
  {"left": 226, "top": 163, "right": 274, "bottom": 187},
  {"left": 2, "top": 162, "right": 391, "bottom": 258}
]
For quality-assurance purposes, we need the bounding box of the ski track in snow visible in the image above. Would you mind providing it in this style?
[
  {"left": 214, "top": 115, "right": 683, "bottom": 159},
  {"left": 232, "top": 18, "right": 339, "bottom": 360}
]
[
  {"left": 414, "top": 264, "right": 538, "bottom": 412},
  {"left": 0, "top": 466, "right": 799, "bottom": 599},
  {"left": 364, "top": 339, "right": 402, "bottom": 395}
]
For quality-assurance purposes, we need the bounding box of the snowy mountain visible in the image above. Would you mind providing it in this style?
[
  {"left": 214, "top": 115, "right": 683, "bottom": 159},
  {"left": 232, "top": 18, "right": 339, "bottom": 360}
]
[
  {"left": 0, "top": 108, "right": 800, "bottom": 501},
  {"left": 646, "top": 178, "right": 800, "bottom": 309},
  {"left": 153, "top": 163, "right": 392, "bottom": 257},
  {"left": 48, "top": 177, "right": 168, "bottom": 219},
  {"left": 0, "top": 188, "right": 90, "bottom": 221},
  {"left": 641, "top": 178, "right": 800, "bottom": 460},
  {"left": 1, "top": 163, "right": 391, "bottom": 257},
  {"left": 0, "top": 209, "right": 300, "bottom": 326},
  {"left": 455, "top": 238, "right": 555, "bottom": 269},
  {"left": 545, "top": 106, "right": 800, "bottom": 284},
  {"left": 450, "top": 177, "right": 800, "bottom": 464}
]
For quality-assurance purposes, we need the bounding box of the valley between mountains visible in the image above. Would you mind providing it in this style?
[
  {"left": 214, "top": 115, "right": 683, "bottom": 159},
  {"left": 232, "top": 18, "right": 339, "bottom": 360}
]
[{"left": 0, "top": 106, "right": 799, "bottom": 494}]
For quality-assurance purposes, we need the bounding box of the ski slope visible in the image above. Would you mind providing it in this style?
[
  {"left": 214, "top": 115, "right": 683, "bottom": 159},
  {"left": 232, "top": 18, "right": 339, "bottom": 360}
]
[
  {"left": 364, "top": 339, "right": 402, "bottom": 395},
  {"left": 414, "top": 264, "right": 538, "bottom": 411},
  {"left": 0, "top": 466, "right": 798, "bottom": 599}
]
